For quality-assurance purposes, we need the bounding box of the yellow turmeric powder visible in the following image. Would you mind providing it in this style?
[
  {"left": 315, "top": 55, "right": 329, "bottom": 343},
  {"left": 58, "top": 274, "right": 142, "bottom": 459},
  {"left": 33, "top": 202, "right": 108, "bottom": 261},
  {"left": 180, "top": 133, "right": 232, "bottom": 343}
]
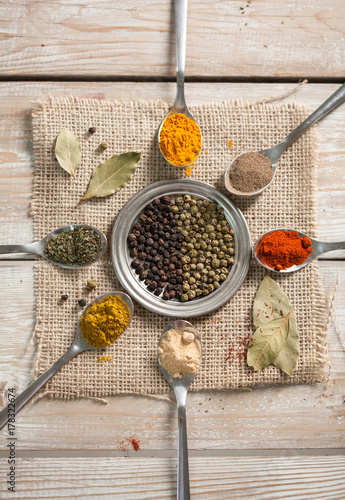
[
  {"left": 159, "top": 113, "right": 201, "bottom": 166},
  {"left": 80, "top": 295, "right": 130, "bottom": 348}
]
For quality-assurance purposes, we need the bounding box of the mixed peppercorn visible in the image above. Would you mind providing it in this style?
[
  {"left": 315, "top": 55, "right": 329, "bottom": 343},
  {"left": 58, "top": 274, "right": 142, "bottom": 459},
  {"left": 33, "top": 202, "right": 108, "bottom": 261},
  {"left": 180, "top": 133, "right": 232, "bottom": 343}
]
[{"left": 127, "top": 195, "right": 235, "bottom": 302}]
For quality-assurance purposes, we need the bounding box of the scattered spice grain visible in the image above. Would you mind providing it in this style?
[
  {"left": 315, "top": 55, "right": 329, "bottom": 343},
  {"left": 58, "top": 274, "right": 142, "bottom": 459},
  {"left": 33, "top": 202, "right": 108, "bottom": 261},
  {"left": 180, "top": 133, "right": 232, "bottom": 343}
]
[
  {"left": 88, "top": 127, "right": 96, "bottom": 134},
  {"left": 229, "top": 152, "right": 274, "bottom": 193}
]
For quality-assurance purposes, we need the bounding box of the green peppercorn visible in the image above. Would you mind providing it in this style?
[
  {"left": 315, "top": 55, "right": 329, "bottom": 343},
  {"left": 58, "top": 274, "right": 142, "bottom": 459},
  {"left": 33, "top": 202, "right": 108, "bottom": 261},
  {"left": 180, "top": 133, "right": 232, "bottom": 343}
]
[
  {"left": 221, "top": 267, "right": 228, "bottom": 274},
  {"left": 183, "top": 272, "right": 190, "bottom": 279},
  {"left": 201, "top": 275, "right": 208, "bottom": 283},
  {"left": 189, "top": 249, "right": 197, "bottom": 258},
  {"left": 213, "top": 275, "right": 220, "bottom": 282},
  {"left": 181, "top": 294, "right": 189, "bottom": 302},
  {"left": 228, "top": 257, "right": 235, "bottom": 264},
  {"left": 205, "top": 224, "right": 214, "bottom": 233},
  {"left": 199, "top": 241, "right": 207, "bottom": 250},
  {"left": 190, "top": 263, "right": 196, "bottom": 271},
  {"left": 202, "top": 289, "right": 209, "bottom": 296},
  {"left": 220, "top": 273, "right": 227, "bottom": 281},
  {"left": 183, "top": 264, "right": 190, "bottom": 272},
  {"left": 196, "top": 288, "right": 203, "bottom": 296},
  {"left": 182, "top": 283, "right": 190, "bottom": 292},
  {"left": 171, "top": 205, "right": 179, "bottom": 213},
  {"left": 213, "top": 282, "right": 220, "bottom": 290},
  {"left": 194, "top": 243, "right": 201, "bottom": 250},
  {"left": 211, "top": 240, "right": 219, "bottom": 247},
  {"left": 221, "top": 259, "right": 228, "bottom": 267},
  {"left": 180, "top": 214, "right": 186, "bottom": 222},
  {"left": 187, "top": 290, "right": 196, "bottom": 299},
  {"left": 188, "top": 277, "right": 196, "bottom": 285},
  {"left": 196, "top": 262, "right": 204, "bottom": 271},
  {"left": 184, "top": 194, "right": 191, "bottom": 202},
  {"left": 211, "top": 258, "right": 220, "bottom": 268},
  {"left": 208, "top": 270, "right": 215, "bottom": 278},
  {"left": 206, "top": 284, "right": 214, "bottom": 292}
]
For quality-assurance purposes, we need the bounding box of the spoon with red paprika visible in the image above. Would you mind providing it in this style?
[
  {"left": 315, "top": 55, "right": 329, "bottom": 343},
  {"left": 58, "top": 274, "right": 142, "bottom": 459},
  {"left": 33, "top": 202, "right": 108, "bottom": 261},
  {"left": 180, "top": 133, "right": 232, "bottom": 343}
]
[{"left": 254, "top": 229, "right": 345, "bottom": 273}]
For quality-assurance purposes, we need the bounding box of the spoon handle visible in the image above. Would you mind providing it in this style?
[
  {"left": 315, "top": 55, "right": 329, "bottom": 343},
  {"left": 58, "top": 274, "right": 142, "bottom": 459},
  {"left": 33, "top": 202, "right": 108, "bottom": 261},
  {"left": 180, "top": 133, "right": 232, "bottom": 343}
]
[
  {"left": 0, "top": 242, "right": 43, "bottom": 257},
  {"left": 174, "top": 0, "right": 187, "bottom": 110},
  {"left": 270, "top": 83, "right": 345, "bottom": 163},
  {"left": 176, "top": 388, "right": 190, "bottom": 500},
  {"left": 0, "top": 343, "right": 85, "bottom": 430},
  {"left": 314, "top": 239, "right": 345, "bottom": 256}
]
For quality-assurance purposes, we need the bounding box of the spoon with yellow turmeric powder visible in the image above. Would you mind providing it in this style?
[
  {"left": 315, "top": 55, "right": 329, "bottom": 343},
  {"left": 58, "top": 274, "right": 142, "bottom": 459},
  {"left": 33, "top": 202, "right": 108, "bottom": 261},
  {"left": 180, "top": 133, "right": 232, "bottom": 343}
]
[
  {"left": 158, "top": 0, "right": 202, "bottom": 168},
  {"left": 0, "top": 292, "right": 133, "bottom": 429}
]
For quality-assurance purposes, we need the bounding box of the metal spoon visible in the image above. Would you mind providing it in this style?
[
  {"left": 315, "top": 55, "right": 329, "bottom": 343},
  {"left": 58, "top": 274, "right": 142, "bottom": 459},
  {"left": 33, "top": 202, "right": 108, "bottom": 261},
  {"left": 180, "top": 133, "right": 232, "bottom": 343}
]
[
  {"left": 0, "top": 291, "right": 133, "bottom": 430},
  {"left": 224, "top": 82, "right": 345, "bottom": 197},
  {"left": 158, "top": 0, "right": 202, "bottom": 167},
  {"left": 254, "top": 228, "right": 345, "bottom": 273},
  {"left": 0, "top": 224, "right": 107, "bottom": 269},
  {"left": 158, "top": 319, "right": 202, "bottom": 500}
]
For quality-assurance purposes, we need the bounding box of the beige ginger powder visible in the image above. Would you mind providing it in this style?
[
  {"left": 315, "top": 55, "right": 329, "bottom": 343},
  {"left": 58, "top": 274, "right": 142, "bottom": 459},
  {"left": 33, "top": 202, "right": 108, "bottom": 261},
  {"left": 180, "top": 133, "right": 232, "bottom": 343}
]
[{"left": 159, "top": 327, "right": 201, "bottom": 379}]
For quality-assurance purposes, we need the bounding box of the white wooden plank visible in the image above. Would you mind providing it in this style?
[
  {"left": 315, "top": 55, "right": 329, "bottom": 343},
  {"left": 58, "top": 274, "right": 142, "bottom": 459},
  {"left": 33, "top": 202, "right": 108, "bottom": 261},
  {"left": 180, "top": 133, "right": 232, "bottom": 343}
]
[
  {"left": 0, "top": 82, "right": 344, "bottom": 251},
  {"left": 0, "top": 456, "right": 344, "bottom": 499},
  {"left": 0, "top": 0, "right": 344, "bottom": 78},
  {"left": 0, "top": 260, "right": 344, "bottom": 451}
]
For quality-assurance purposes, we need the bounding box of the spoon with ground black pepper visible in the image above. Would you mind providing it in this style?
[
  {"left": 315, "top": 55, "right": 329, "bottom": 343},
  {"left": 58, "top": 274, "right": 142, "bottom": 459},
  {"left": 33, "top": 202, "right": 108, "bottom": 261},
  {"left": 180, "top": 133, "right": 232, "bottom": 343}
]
[
  {"left": 0, "top": 224, "right": 107, "bottom": 269},
  {"left": 0, "top": 292, "right": 133, "bottom": 430},
  {"left": 224, "top": 83, "right": 345, "bottom": 197}
]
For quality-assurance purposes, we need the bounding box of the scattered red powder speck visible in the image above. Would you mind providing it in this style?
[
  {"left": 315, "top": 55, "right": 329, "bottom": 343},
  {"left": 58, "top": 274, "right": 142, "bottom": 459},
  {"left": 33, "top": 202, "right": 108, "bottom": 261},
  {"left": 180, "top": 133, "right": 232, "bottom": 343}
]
[{"left": 117, "top": 437, "right": 140, "bottom": 451}]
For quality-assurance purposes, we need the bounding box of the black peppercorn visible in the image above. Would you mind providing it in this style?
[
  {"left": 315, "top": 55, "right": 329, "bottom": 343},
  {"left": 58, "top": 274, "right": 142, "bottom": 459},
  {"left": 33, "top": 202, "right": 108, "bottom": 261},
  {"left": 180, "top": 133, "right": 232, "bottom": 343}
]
[
  {"left": 139, "top": 271, "right": 148, "bottom": 280},
  {"left": 137, "top": 235, "right": 146, "bottom": 244},
  {"left": 151, "top": 266, "right": 159, "bottom": 275},
  {"left": 130, "top": 247, "right": 139, "bottom": 258},
  {"left": 147, "top": 271, "right": 153, "bottom": 280},
  {"left": 143, "top": 261, "right": 150, "bottom": 269},
  {"left": 131, "top": 258, "right": 140, "bottom": 269},
  {"left": 152, "top": 241, "right": 159, "bottom": 249},
  {"left": 88, "top": 127, "right": 96, "bottom": 134},
  {"left": 61, "top": 294, "right": 68, "bottom": 301},
  {"left": 146, "top": 238, "right": 154, "bottom": 246},
  {"left": 169, "top": 278, "right": 177, "bottom": 285},
  {"left": 135, "top": 265, "right": 144, "bottom": 274},
  {"left": 161, "top": 275, "right": 168, "bottom": 282},
  {"left": 148, "top": 281, "right": 158, "bottom": 290},
  {"left": 129, "top": 240, "right": 138, "bottom": 248},
  {"left": 162, "top": 291, "right": 170, "bottom": 300},
  {"left": 153, "top": 234, "right": 159, "bottom": 241},
  {"left": 153, "top": 198, "right": 161, "bottom": 206},
  {"left": 150, "top": 249, "right": 158, "bottom": 257},
  {"left": 157, "top": 261, "right": 163, "bottom": 270},
  {"left": 78, "top": 299, "right": 86, "bottom": 307},
  {"left": 157, "top": 280, "right": 165, "bottom": 288},
  {"left": 176, "top": 276, "right": 183, "bottom": 284},
  {"left": 169, "top": 290, "right": 176, "bottom": 298},
  {"left": 138, "top": 252, "right": 147, "bottom": 260},
  {"left": 128, "top": 233, "right": 136, "bottom": 242},
  {"left": 154, "top": 287, "right": 163, "bottom": 296}
]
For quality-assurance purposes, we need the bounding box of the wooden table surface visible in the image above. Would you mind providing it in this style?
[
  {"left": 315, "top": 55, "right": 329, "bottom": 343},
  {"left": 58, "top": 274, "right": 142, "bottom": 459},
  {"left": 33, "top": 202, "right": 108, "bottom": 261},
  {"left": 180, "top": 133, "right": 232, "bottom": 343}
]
[{"left": 0, "top": 2, "right": 345, "bottom": 499}]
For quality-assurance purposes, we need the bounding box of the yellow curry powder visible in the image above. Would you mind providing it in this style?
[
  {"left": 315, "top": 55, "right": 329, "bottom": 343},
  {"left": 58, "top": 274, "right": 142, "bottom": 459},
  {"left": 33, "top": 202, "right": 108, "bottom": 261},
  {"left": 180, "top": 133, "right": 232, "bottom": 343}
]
[
  {"left": 80, "top": 295, "right": 130, "bottom": 348},
  {"left": 159, "top": 113, "right": 201, "bottom": 166}
]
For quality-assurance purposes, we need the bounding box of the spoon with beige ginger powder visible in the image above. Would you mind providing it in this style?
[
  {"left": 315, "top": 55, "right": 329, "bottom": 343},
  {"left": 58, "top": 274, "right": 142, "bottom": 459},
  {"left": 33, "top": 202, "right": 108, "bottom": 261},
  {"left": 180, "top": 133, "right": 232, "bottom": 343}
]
[{"left": 158, "top": 319, "right": 202, "bottom": 499}]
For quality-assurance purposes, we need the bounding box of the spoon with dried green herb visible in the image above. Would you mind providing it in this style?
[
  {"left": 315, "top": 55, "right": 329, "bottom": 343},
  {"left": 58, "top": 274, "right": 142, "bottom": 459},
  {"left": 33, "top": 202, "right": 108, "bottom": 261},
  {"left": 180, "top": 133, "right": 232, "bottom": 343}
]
[{"left": 0, "top": 224, "right": 107, "bottom": 268}]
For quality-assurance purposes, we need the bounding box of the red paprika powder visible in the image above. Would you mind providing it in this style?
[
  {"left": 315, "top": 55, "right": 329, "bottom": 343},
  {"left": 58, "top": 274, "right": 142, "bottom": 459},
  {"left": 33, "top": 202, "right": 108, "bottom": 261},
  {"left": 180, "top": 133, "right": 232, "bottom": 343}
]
[{"left": 256, "top": 230, "right": 312, "bottom": 271}]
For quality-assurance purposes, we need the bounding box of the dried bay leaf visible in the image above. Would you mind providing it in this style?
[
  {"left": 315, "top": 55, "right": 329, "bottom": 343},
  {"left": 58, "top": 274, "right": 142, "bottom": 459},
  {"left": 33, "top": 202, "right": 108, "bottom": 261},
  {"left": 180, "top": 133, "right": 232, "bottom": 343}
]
[
  {"left": 247, "top": 276, "right": 299, "bottom": 376},
  {"left": 80, "top": 152, "right": 141, "bottom": 202},
  {"left": 55, "top": 128, "right": 81, "bottom": 178}
]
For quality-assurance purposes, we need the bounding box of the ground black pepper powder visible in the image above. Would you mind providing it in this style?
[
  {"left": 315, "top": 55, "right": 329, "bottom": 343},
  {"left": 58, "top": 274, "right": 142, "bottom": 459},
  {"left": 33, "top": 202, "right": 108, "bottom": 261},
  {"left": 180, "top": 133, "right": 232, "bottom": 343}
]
[{"left": 229, "top": 152, "right": 274, "bottom": 193}]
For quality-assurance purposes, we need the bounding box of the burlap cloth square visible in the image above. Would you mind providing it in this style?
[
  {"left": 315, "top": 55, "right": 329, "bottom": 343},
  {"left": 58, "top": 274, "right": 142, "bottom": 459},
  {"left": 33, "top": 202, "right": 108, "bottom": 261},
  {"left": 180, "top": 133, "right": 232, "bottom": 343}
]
[{"left": 31, "top": 97, "right": 329, "bottom": 399}]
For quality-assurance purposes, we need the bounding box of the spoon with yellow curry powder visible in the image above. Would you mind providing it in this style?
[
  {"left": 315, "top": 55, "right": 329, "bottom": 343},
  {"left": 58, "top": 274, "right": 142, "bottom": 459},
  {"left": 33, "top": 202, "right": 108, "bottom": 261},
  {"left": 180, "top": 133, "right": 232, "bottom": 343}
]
[
  {"left": 0, "top": 292, "right": 133, "bottom": 430},
  {"left": 158, "top": 0, "right": 202, "bottom": 168}
]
